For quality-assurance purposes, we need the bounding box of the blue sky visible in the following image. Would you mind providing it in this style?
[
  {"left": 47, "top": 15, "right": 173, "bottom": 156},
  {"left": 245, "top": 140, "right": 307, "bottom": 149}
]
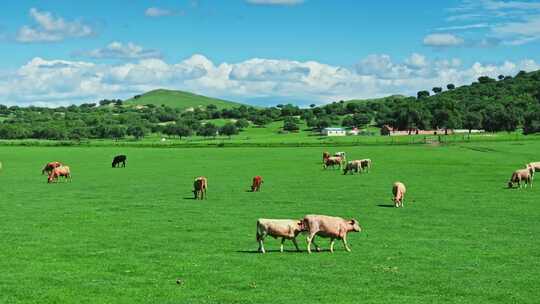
[{"left": 0, "top": 0, "right": 539, "bottom": 106}]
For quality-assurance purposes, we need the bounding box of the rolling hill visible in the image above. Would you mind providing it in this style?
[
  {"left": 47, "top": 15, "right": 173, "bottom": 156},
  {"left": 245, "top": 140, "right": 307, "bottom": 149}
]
[{"left": 124, "top": 89, "right": 249, "bottom": 110}]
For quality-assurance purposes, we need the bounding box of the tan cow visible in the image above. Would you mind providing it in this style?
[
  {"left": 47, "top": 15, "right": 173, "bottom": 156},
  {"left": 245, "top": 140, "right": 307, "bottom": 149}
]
[
  {"left": 48, "top": 166, "right": 71, "bottom": 183},
  {"left": 508, "top": 168, "right": 532, "bottom": 189},
  {"left": 193, "top": 176, "right": 208, "bottom": 199},
  {"left": 323, "top": 156, "right": 343, "bottom": 170},
  {"left": 303, "top": 215, "right": 361, "bottom": 253},
  {"left": 256, "top": 219, "right": 305, "bottom": 253},
  {"left": 392, "top": 182, "right": 406, "bottom": 208}
]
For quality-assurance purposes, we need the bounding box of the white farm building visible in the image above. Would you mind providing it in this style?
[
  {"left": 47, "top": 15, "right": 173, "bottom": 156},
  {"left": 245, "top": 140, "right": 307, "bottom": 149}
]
[{"left": 322, "top": 127, "right": 346, "bottom": 136}]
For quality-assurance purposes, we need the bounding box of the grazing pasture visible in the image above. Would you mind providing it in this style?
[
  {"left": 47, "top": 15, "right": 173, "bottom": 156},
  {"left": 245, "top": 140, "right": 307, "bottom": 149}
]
[{"left": 0, "top": 142, "right": 539, "bottom": 303}]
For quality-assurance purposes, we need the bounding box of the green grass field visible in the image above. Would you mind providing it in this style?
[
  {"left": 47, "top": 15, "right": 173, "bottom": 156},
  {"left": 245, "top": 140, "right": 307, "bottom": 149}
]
[{"left": 1, "top": 141, "right": 539, "bottom": 303}]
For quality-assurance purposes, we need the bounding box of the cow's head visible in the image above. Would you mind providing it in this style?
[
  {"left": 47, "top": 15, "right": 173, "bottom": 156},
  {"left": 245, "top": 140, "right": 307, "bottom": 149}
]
[
  {"left": 349, "top": 219, "right": 361, "bottom": 232},
  {"left": 297, "top": 220, "right": 306, "bottom": 231},
  {"left": 507, "top": 181, "right": 514, "bottom": 188}
]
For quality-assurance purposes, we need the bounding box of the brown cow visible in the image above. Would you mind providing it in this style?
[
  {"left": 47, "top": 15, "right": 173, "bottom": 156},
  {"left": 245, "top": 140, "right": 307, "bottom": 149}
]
[
  {"left": 359, "top": 159, "right": 372, "bottom": 173},
  {"left": 42, "top": 161, "right": 63, "bottom": 175},
  {"left": 322, "top": 152, "right": 330, "bottom": 163},
  {"left": 323, "top": 156, "right": 343, "bottom": 170},
  {"left": 48, "top": 166, "right": 71, "bottom": 183},
  {"left": 193, "top": 176, "right": 208, "bottom": 200},
  {"left": 256, "top": 219, "right": 305, "bottom": 253},
  {"left": 392, "top": 182, "right": 406, "bottom": 207},
  {"left": 251, "top": 176, "right": 264, "bottom": 192},
  {"left": 303, "top": 215, "right": 361, "bottom": 253},
  {"left": 508, "top": 168, "right": 532, "bottom": 189}
]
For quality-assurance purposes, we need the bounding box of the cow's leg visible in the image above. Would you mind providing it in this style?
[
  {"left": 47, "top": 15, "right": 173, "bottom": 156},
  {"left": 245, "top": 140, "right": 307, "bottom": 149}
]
[
  {"left": 306, "top": 233, "right": 317, "bottom": 254},
  {"left": 280, "top": 238, "right": 286, "bottom": 253},
  {"left": 311, "top": 237, "right": 321, "bottom": 252},
  {"left": 342, "top": 235, "right": 352, "bottom": 252},
  {"left": 330, "top": 238, "right": 335, "bottom": 253},
  {"left": 258, "top": 239, "right": 265, "bottom": 254},
  {"left": 292, "top": 238, "right": 300, "bottom": 252}
]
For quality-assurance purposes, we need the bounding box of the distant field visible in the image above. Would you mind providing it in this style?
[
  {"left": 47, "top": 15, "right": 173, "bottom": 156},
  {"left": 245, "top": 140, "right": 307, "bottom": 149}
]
[
  {"left": 1, "top": 141, "right": 539, "bottom": 303},
  {"left": 0, "top": 121, "right": 536, "bottom": 148},
  {"left": 124, "top": 89, "right": 247, "bottom": 110}
]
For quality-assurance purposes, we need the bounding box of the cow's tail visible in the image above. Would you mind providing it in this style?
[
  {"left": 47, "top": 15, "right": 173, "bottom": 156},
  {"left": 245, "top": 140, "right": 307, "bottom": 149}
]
[{"left": 256, "top": 220, "right": 262, "bottom": 241}]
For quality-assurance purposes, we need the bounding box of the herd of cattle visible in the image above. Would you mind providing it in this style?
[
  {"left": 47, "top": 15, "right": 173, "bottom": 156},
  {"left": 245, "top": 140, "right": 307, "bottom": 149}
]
[{"left": 4, "top": 150, "right": 537, "bottom": 254}]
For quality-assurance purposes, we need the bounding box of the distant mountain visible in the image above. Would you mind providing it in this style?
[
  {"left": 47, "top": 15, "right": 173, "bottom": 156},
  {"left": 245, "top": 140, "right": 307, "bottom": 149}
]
[{"left": 124, "top": 89, "right": 249, "bottom": 110}]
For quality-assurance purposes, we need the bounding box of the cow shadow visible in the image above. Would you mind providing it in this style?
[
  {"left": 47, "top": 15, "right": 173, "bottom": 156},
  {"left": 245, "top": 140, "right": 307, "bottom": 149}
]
[
  {"left": 377, "top": 204, "right": 395, "bottom": 208},
  {"left": 183, "top": 197, "right": 197, "bottom": 200},
  {"left": 236, "top": 249, "right": 305, "bottom": 254}
]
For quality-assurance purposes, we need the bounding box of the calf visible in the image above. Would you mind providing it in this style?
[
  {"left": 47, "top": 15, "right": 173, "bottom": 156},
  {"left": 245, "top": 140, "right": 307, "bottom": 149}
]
[
  {"left": 256, "top": 219, "right": 305, "bottom": 253},
  {"left": 193, "top": 176, "right": 208, "bottom": 199},
  {"left": 303, "top": 214, "right": 361, "bottom": 253},
  {"left": 392, "top": 182, "right": 406, "bottom": 207},
  {"left": 251, "top": 176, "right": 264, "bottom": 192},
  {"left": 508, "top": 169, "right": 532, "bottom": 189}
]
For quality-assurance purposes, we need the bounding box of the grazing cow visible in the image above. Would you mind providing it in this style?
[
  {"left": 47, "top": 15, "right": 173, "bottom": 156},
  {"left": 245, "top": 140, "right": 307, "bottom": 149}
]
[
  {"left": 42, "top": 161, "right": 63, "bottom": 175},
  {"left": 303, "top": 215, "right": 361, "bottom": 253},
  {"left": 256, "top": 219, "right": 305, "bottom": 253},
  {"left": 322, "top": 152, "right": 331, "bottom": 163},
  {"left": 112, "top": 155, "right": 127, "bottom": 168},
  {"left": 323, "top": 156, "right": 343, "bottom": 170},
  {"left": 193, "top": 176, "right": 208, "bottom": 200},
  {"left": 343, "top": 160, "right": 361, "bottom": 175},
  {"left": 508, "top": 169, "right": 533, "bottom": 189},
  {"left": 48, "top": 166, "right": 71, "bottom": 183},
  {"left": 251, "top": 176, "right": 264, "bottom": 192},
  {"left": 392, "top": 182, "right": 406, "bottom": 208}
]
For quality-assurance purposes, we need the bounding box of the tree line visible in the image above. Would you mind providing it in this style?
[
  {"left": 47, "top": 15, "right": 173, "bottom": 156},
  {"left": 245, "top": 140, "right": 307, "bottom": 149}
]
[{"left": 0, "top": 69, "right": 539, "bottom": 141}]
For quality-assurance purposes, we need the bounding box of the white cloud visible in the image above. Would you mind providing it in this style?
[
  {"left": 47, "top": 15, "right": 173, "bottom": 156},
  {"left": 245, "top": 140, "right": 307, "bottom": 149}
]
[
  {"left": 16, "top": 8, "right": 93, "bottom": 43},
  {"left": 82, "top": 42, "right": 162, "bottom": 60},
  {"left": 442, "top": 1, "right": 540, "bottom": 46},
  {"left": 423, "top": 33, "right": 465, "bottom": 47},
  {"left": 0, "top": 54, "right": 538, "bottom": 107},
  {"left": 492, "top": 15, "right": 540, "bottom": 44},
  {"left": 246, "top": 0, "right": 304, "bottom": 5},
  {"left": 435, "top": 23, "right": 489, "bottom": 31},
  {"left": 144, "top": 7, "right": 177, "bottom": 17}
]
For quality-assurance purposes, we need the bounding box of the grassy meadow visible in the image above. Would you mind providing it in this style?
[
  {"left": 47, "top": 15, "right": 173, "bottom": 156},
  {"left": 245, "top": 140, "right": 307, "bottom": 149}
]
[{"left": 0, "top": 141, "right": 539, "bottom": 303}]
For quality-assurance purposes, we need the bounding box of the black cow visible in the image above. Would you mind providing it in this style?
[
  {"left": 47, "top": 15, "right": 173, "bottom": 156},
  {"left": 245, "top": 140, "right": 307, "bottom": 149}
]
[{"left": 112, "top": 155, "right": 127, "bottom": 168}]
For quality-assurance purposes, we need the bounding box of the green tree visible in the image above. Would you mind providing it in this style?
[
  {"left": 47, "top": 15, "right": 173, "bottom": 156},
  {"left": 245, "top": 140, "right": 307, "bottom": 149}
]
[
  {"left": 127, "top": 125, "right": 147, "bottom": 140},
  {"left": 220, "top": 123, "right": 239, "bottom": 139},
  {"left": 198, "top": 123, "right": 218, "bottom": 138},
  {"left": 462, "top": 112, "right": 482, "bottom": 134},
  {"left": 235, "top": 118, "right": 249, "bottom": 130}
]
